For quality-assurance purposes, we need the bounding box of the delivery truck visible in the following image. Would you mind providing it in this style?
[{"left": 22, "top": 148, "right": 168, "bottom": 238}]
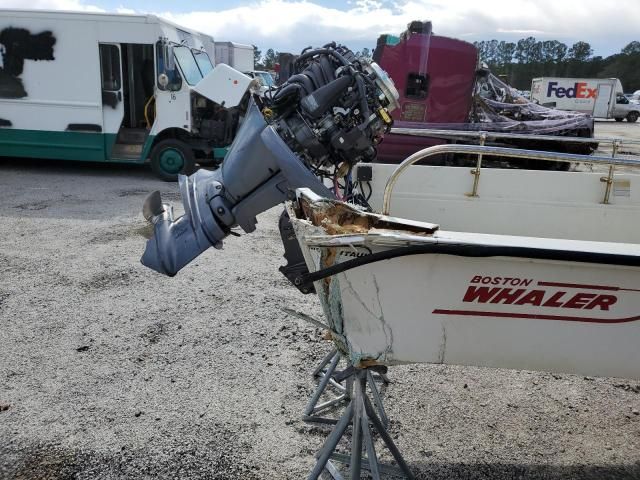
[
  {"left": 531, "top": 77, "right": 639, "bottom": 122},
  {"left": 213, "top": 41, "right": 254, "bottom": 72},
  {"left": 213, "top": 41, "right": 275, "bottom": 91},
  {"left": 0, "top": 9, "right": 255, "bottom": 180}
]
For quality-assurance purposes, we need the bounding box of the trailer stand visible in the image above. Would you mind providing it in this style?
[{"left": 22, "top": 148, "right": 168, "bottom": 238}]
[
  {"left": 304, "top": 348, "right": 389, "bottom": 426},
  {"left": 307, "top": 368, "right": 415, "bottom": 480}
]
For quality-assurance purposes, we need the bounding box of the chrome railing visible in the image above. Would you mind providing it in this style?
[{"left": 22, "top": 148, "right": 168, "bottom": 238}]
[
  {"left": 381, "top": 144, "right": 640, "bottom": 215},
  {"left": 390, "top": 128, "right": 640, "bottom": 197}
]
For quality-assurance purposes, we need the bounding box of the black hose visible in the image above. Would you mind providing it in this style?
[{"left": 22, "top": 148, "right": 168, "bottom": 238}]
[
  {"left": 355, "top": 75, "right": 370, "bottom": 124},
  {"left": 297, "top": 243, "right": 640, "bottom": 288},
  {"left": 285, "top": 73, "right": 315, "bottom": 94},
  {"left": 295, "top": 48, "right": 350, "bottom": 68},
  {"left": 272, "top": 83, "right": 303, "bottom": 105}
]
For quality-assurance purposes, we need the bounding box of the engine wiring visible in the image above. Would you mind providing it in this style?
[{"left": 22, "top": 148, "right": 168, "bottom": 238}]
[{"left": 264, "top": 43, "right": 394, "bottom": 213}]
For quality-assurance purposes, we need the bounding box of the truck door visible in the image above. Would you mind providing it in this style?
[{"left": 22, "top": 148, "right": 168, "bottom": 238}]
[
  {"left": 99, "top": 43, "right": 125, "bottom": 157},
  {"left": 593, "top": 83, "right": 613, "bottom": 118}
]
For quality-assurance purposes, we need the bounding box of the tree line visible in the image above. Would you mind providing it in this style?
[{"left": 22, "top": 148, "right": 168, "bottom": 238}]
[
  {"left": 252, "top": 39, "right": 640, "bottom": 93},
  {"left": 474, "top": 38, "right": 640, "bottom": 92}
]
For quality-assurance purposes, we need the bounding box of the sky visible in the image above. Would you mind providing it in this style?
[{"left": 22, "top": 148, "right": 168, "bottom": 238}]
[{"left": 1, "top": 0, "right": 638, "bottom": 58}]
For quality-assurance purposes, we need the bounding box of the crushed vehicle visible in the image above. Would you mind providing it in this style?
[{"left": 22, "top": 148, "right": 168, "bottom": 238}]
[{"left": 371, "top": 21, "right": 597, "bottom": 166}]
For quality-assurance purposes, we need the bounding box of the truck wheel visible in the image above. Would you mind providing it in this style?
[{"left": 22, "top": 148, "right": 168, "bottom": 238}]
[
  {"left": 150, "top": 139, "right": 196, "bottom": 181},
  {"left": 615, "top": 118, "right": 624, "bottom": 122},
  {"left": 627, "top": 112, "right": 639, "bottom": 123}
]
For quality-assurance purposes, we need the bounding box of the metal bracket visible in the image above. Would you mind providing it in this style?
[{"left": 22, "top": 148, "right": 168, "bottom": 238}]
[
  {"left": 466, "top": 132, "right": 486, "bottom": 197},
  {"left": 278, "top": 209, "right": 316, "bottom": 294},
  {"left": 600, "top": 139, "right": 620, "bottom": 205}
]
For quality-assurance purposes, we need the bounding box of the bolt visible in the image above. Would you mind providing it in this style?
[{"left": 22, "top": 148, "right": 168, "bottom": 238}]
[{"left": 217, "top": 207, "right": 225, "bottom": 215}]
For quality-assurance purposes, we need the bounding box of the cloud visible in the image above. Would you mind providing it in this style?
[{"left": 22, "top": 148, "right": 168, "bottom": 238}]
[
  {"left": 1, "top": 0, "right": 638, "bottom": 55},
  {"left": 151, "top": 0, "right": 640, "bottom": 56},
  {"left": 0, "top": 0, "right": 103, "bottom": 12}
]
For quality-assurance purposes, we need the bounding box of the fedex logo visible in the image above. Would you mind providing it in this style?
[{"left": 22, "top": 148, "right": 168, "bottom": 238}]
[{"left": 547, "top": 81, "right": 597, "bottom": 99}]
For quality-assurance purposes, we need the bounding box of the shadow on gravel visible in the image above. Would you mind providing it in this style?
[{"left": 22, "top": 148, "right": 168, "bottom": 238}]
[
  {"left": 4, "top": 442, "right": 640, "bottom": 480},
  {"left": 0, "top": 157, "right": 174, "bottom": 221},
  {"left": 0, "top": 156, "right": 152, "bottom": 180},
  {"left": 411, "top": 461, "right": 640, "bottom": 480},
  {"left": 3, "top": 441, "right": 263, "bottom": 480}
]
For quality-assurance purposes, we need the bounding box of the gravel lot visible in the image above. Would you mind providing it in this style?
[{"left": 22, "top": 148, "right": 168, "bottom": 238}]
[
  {"left": 2, "top": 122, "right": 640, "bottom": 480},
  {"left": 593, "top": 120, "right": 640, "bottom": 157}
]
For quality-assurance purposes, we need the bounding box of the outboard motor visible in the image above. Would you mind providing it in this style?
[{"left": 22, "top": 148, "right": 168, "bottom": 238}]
[{"left": 141, "top": 43, "right": 399, "bottom": 276}]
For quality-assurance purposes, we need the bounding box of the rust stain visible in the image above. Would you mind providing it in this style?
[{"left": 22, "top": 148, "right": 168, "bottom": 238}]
[
  {"left": 321, "top": 247, "right": 337, "bottom": 287},
  {"left": 357, "top": 358, "right": 385, "bottom": 368},
  {"left": 300, "top": 196, "right": 436, "bottom": 236},
  {"left": 306, "top": 203, "right": 372, "bottom": 235}
]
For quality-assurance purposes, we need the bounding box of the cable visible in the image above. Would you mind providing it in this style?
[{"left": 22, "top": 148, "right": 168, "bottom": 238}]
[{"left": 298, "top": 243, "right": 640, "bottom": 288}]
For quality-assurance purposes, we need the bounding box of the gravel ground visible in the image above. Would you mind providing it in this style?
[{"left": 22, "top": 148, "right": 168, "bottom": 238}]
[
  {"left": 593, "top": 120, "right": 640, "bottom": 157},
  {"left": 2, "top": 133, "right": 640, "bottom": 479}
]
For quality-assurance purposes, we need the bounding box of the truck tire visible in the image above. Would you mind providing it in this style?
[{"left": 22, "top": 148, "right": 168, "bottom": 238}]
[
  {"left": 150, "top": 139, "right": 197, "bottom": 182},
  {"left": 627, "top": 112, "right": 639, "bottom": 123}
]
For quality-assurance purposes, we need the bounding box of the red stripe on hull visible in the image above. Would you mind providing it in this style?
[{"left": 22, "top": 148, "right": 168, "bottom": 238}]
[
  {"left": 537, "top": 281, "right": 640, "bottom": 293},
  {"left": 432, "top": 309, "right": 640, "bottom": 324}
]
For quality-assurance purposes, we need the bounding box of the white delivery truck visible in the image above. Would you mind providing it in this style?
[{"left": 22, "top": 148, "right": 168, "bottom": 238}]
[
  {"left": 0, "top": 10, "right": 255, "bottom": 180},
  {"left": 213, "top": 41, "right": 275, "bottom": 91},
  {"left": 214, "top": 41, "right": 254, "bottom": 72},
  {"left": 531, "top": 77, "right": 639, "bottom": 122}
]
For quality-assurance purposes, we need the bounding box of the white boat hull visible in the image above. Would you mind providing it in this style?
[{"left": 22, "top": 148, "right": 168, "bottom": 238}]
[{"left": 290, "top": 190, "right": 640, "bottom": 379}]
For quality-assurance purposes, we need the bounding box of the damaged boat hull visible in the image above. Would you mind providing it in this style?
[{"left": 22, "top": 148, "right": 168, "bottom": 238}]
[{"left": 289, "top": 191, "right": 640, "bottom": 380}]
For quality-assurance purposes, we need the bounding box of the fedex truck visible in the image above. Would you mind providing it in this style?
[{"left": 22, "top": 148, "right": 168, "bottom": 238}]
[
  {"left": 531, "top": 77, "right": 639, "bottom": 122},
  {"left": 0, "top": 10, "right": 255, "bottom": 180}
]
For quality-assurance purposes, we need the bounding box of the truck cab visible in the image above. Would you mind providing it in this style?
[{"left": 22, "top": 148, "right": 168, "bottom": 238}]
[
  {"left": 149, "top": 37, "right": 253, "bottom": 179},
  {"left": 613, "top": 92, "right": 640, "bottom": 122},
  {"left": 244, "top": 70, "right": 275, "bottom": 94},
  {"left": 245, "top": 71, "right": 274, "bottom": 86}
]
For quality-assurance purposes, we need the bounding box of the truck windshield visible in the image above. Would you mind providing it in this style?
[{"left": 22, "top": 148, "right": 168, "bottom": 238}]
[
  {"left": 173, "top": 46, "right": 203, "bottom": 85},
  {"left": 193, "top": 50, "right": 213, "bottom": 76},
  {"left": 257, "top": 72, "right": 274, "bottom": 87}
]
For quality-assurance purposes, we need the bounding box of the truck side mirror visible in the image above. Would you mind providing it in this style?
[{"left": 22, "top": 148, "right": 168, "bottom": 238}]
[{"left": 158, "top": 73, "right": 169, "bottom": 88}]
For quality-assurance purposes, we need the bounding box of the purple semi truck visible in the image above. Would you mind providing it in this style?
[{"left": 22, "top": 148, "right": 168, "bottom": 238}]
[{"left": 373, "top": 21, "right": 596, "bottom": 165}]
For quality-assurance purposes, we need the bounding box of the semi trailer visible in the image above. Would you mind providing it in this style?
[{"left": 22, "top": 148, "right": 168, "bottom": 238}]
[{"left": 213, "top": 41, "right": 254, "bottom": 72}]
